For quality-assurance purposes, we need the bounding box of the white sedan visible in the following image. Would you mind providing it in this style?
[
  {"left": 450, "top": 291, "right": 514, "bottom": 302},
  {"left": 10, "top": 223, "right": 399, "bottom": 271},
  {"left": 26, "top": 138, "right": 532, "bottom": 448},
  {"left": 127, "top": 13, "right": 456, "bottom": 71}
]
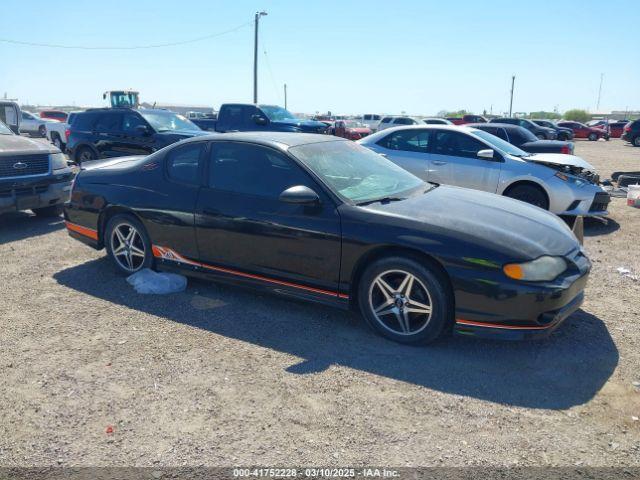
[{"left": 358, "top": 125, "right": 609, "bottom": 217}]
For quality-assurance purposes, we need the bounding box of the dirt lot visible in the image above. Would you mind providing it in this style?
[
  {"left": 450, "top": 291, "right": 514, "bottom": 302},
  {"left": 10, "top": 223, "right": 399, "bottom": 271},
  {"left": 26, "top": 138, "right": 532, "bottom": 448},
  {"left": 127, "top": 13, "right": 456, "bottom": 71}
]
[{"left": 1, "top": 138, "right": 639, "bottom": 467}]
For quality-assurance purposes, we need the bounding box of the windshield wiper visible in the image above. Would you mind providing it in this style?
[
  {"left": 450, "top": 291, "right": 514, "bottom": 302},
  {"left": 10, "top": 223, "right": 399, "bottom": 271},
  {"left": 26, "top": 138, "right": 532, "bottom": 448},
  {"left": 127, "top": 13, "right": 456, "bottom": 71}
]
[{"left": 356, "top": 196, "right": 405, "bottom": 206}]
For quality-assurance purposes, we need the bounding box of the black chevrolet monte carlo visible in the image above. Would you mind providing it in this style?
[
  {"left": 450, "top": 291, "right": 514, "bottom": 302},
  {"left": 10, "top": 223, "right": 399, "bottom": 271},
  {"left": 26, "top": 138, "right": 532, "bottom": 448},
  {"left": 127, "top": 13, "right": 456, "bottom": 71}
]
[{"left": 64, "top": 132, "right": 590, "bottom": 345}]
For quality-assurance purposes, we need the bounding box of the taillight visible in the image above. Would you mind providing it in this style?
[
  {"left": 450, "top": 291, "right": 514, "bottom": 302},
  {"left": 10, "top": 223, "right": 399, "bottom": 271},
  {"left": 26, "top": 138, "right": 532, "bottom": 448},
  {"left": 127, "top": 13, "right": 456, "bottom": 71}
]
[
  {"left": 65, "top": 128, "right": 71, "bottom": 139},
  {"left": 561, "top": 145, "right": 570, "bottom": 154},
  {"left": 624, "top": 124, "right": 631, "bottom": 132}
]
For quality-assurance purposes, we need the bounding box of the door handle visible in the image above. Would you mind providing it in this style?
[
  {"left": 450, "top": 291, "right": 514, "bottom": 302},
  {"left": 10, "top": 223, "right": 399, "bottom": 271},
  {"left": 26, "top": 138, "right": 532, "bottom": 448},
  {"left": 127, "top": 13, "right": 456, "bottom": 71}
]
[{"left": 432, "top": 161, "right": 447, "bottom": 165}]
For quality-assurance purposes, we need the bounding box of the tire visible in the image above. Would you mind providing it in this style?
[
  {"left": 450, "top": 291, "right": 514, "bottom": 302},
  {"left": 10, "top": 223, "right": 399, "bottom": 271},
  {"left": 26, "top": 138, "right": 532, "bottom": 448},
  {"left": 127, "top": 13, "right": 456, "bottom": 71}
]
[
  {"left": 504, "top": 184, "right": 549, "bottom": 210},
  {"left": 75, "top": 146, "right": 97, "bottom": 163},
  {"left": 105, "top": 214, "right": 153, "bottom": 275},
  {"left": 536, "top": 134, "right": 546, "bottom": 140},
  {"left": 38, "top": 125, "right": 47, "bottom": 138},
  {"left": 633, "top": 136, "right": 640, "bottom": 147},
  {"left": 357, "top": 256, "right": 451, "bottom": 345},
  {"left": 51, "top": 133, "right": 64, "bottom": 150},
  {"left": 588, "top": 133, "right": 598, "bottom": 141},
  {"left": 32, "top": 204, "right": 63, "bottom": 217}
]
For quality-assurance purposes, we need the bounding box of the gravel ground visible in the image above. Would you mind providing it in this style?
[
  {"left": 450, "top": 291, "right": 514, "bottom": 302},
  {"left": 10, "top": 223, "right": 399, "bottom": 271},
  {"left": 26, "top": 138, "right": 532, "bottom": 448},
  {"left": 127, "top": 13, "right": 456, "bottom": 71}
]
[{"left": 1, "top": 138, "right": 639, "bottom": 467}]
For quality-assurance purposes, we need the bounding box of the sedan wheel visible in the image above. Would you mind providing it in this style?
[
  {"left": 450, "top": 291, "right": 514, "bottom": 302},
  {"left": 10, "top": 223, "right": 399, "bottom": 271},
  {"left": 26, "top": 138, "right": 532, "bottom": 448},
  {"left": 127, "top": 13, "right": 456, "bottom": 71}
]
[
  {"left": 358, "top": 256, "right": 451, "bottom": 344},
  {"left": 369, "top": 270, "right": 433, "bottom": 336},
  {"left": 106, "top": 215, "right": 153, "bottom": 274},
  {"left": 53, "top": 135, "right": 63, "bottom": 150},
  {"left": 634, "top": 136, "right": 640, "bottom": 147},
  {"left": 588, "top": 133, "right": 598, "bottom": 141}
]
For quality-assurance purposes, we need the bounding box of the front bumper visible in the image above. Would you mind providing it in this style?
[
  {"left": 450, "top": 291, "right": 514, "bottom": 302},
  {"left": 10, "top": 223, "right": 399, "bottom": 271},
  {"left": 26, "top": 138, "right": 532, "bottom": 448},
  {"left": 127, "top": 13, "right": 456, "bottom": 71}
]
[
  {"left": 451, "top": 248, "right": 590, "bottom": 340},
  {"left": 0, "top": 173, "right": 73, "bottom": 213},
  {"left": 548, "top": 177, "right": 610, "bottom": 217}
]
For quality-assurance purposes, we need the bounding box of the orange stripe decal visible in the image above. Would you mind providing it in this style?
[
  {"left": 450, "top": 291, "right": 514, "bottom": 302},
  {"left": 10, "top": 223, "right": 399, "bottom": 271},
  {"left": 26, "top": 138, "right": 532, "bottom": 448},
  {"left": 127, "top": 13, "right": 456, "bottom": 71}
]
[
  {"left": 456, "top": 319, "right": 551, "bottom": 331},
  {"left": 152, "top": 245, "right": 349, "bottom": 299},
  {"left": 65, "top": 221, "right": 98, "bottom": 240}
]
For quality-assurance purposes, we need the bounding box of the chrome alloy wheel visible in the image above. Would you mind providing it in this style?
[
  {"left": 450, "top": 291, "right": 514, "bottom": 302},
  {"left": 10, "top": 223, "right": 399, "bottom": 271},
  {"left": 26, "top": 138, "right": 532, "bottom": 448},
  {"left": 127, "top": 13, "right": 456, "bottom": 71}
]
[
  {"left": 368, "top": 270, "right": 433, "bottom": 335},
  {"left": 110, "top": 223, "right": 146, "bottom": 272}
]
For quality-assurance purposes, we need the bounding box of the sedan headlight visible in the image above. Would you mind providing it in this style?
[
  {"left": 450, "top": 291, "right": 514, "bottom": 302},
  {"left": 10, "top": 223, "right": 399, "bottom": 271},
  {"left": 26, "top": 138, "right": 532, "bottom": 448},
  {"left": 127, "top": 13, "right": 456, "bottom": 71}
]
[
  {"left": 503, "top": 256, "right": 567, "bottom": 282},
  {"left": 554, "top": 171, "right": 587, "bottom": 187},
  {"left": 50, "top": 152, "right": 68, "bottom": 170}
]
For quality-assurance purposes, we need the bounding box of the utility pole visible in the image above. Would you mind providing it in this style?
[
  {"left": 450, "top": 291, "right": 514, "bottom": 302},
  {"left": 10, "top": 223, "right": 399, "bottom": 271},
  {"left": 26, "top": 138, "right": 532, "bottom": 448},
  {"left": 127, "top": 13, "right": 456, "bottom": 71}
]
[
  {"left": 508, "top": 75, "right": 515, "bottom": 117},
  {"left": 596, "top": 73, "right": 604, "bottom": 111},
  {"left": 253, "top": 11, "right": 268, "bottom": 103},
  {"left": 284, "top": 83, "right": 288, "bottom": 109}
]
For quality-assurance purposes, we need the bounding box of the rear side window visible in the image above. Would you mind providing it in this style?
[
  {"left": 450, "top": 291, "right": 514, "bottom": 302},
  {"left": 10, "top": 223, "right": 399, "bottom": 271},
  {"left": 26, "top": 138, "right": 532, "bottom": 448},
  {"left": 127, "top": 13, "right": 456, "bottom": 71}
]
[
  {"left": 208, "top": 142, "right": 311, "bottom": 198},
  {"left": 94, "top": 113, "right": 122, "bottom": 132},
  {"left": 167, "top": 143, "right": 203, "bottom": 185},
  {"left": 433, "top": 131, "right": 485, "bottom": 158},
  {"left": 373, "top": 115, "right": 381, "bottom": 120},
  {"left": 394, "top": 117, "right": 413, "bottom": 125},
  {"left": 380, "top": 117, "right": 392, "bottom": 124},
  {"left": 377, "top": 130, "right": 430, "bottom": 153},
  {"left": 364, "top": 115, "right": 372, "bottom": 121},
  {"left": 72, "top": 112, "right": 99, "bottom": 130},
  {"left": 224, "top": 106, "right": 243, "bottom": 125}
]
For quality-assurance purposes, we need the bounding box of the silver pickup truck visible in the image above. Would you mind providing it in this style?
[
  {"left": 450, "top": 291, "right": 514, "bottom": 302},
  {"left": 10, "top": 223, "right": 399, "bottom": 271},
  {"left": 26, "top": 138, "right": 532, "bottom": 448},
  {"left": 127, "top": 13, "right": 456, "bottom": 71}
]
[{"left": 0, "top": 119, "right": 74, "bottom": 216}]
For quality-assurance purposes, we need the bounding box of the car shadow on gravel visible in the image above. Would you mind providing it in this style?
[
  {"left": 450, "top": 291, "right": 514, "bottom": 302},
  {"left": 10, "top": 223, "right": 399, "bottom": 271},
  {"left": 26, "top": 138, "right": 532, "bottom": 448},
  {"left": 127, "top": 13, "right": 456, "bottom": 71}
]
[
  {"left": 584, "top": 217, "right": 620, "bottom": 237},
  {"left": 0, "top": 212, "right": 64, "bottom": 245},
  {"left": 54, "top": 259, "right": 618, "bottom": 410}
]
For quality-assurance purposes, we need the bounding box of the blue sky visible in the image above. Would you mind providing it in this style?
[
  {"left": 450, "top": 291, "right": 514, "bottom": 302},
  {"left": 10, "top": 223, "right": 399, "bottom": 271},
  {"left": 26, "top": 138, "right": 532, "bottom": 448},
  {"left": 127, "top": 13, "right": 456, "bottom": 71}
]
[{"left": 1, "top": 0, "right": 638, "bottom": 115}]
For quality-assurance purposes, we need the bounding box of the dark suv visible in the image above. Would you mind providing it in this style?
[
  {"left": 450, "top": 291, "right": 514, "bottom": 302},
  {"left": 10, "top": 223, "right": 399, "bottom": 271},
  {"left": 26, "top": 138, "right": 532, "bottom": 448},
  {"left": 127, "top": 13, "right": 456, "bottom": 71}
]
[
  {"left": 66, "top": 108, "right": 207, "bottom": 163},
  {"left": 490, "top": 117, "right": 557, "bottom": 140},
  {"left": 622, "top": 120, "right": 640, "bottom": 147},
  {"left": 531, "top": 119, "right": 574, "bottom": 140}
]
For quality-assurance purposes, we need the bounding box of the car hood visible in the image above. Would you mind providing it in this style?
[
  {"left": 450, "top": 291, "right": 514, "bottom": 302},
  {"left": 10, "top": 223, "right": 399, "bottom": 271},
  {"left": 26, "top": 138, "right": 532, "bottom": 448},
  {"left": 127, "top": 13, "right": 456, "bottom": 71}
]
[
  {"left": 0, "top": 133, "right": 58, "bottom": 155},
  {"left": 156, "top": 129, "right": 209, "bottom": 137},
  {"left": 273, "top": 119, "right": 328, "bottom": 132},
  {"left": 525, "top": 153, "right": 595, "bottom": 172},
  {"left": 363, "top": 185, "right": 578, "bottom": 260}
]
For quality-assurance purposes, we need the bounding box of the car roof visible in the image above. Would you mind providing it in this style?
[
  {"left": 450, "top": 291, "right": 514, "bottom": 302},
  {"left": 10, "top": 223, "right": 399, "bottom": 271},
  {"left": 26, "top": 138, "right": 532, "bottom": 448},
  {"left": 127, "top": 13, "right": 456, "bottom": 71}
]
[
  {"left": 467, "top": 122, "right": 520, "bottom": 130},
  {"left": 177, "top": 131, "right": 349, "bottom": 149}
]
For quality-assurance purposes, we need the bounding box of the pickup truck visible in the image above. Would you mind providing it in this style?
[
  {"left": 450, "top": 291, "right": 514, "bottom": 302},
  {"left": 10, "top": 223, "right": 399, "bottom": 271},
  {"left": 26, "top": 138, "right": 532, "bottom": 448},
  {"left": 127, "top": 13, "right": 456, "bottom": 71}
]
[
  {"left": 0, "top": 119, "right": 74, "bottom": 216},
  {"left": 210, "top": 104, "right": 328, "bottom": 133},
  {"left": 186, "top": 111, "right": 218, "bottom": 131},
  {"left": 45, "top": 112, "right": 80, "bottom": 151}
]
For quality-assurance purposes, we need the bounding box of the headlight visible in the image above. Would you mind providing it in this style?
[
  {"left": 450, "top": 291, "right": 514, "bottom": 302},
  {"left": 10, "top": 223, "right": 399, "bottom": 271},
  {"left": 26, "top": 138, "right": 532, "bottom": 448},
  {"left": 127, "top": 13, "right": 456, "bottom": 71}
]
[
  {"left": 554, "top": 171, "right": 587, "bottom": 187},
  {"left": 50, "top": 152, "right": 68, "bottom": 170},
  {"left": 503, "top": 256, "right": 567, "bottom": 281}
]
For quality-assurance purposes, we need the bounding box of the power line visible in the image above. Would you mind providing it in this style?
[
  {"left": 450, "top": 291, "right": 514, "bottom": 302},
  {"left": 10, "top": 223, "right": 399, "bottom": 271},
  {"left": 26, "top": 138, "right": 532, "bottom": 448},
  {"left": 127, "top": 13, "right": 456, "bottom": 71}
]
[{"left": 0, "top": 20, "right": 252, "bottom": 50}]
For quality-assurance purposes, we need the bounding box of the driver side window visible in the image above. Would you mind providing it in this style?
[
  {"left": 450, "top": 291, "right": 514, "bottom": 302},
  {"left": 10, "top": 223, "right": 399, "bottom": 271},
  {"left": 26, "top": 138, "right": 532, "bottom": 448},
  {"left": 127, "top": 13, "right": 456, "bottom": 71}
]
[{"left": 433, "top": 131, "right": 485, "bottom": 159}]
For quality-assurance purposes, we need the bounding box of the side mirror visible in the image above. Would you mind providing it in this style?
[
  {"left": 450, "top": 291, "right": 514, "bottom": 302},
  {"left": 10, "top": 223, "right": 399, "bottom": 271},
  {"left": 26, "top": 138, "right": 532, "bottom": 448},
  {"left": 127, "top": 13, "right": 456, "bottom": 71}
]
[
  {"left": 279, "top": 185, "right": 320, "bottom": 205},
  {"left": 477, "top": 149, "right": 494, "bottom": 159},
  {"left": 135, "top": 125, "right": 151, "bottom": 136},
  {"left": 252, "top": 115, "right": 268, "bottom": 126}
]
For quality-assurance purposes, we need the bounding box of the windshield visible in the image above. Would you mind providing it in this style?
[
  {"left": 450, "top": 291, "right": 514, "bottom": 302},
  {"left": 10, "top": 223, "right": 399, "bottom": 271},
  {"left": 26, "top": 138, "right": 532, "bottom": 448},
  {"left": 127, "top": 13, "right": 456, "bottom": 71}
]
[
  {"left": 344, "top": 120, "right": 365, "bottom": 128},
  {"left": 140, "top": 111, "right": 198, "bottom": 132},
  {"left": 0, "top": 120, "right": 12, "bottom": 135},
  {"left": 289, "top": 140, "right": 427, "bottom": 204},
  {"left": 260, "top": 105, "right": 299, "bottom": 121},
  {"left": 471, "top": 129, "right": 530, "bottom": 157}
]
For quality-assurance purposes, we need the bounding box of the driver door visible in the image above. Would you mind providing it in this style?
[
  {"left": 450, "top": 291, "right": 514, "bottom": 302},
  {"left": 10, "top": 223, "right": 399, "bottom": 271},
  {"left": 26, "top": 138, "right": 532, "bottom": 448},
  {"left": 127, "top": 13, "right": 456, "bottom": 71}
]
[
  {"left": 428, "top": 130, "right": 502, "bottom": 193},
  {"left": 195, "top": 141, "right": 342, "bottom": 295}
]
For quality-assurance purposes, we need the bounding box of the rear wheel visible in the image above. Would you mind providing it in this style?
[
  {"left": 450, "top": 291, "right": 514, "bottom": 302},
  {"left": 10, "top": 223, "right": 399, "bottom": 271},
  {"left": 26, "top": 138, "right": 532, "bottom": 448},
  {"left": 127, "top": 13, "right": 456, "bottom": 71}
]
[
  {"left": 504, "top": 184, "right": 549, "bottom": 210},
  {"left": 32, "top": 204, "right": 63, "bottom": 217},
  {"left": 358, "top": 256, "right": 451, "bottom": 345},
  {"left": 76, "top": 146, "right": 96, "bottom": 163},
  {"left": 588, "top": 132, "right": 598, "bottom": 141},
  {"left": 38, "top": 125, "right": 47, "bottom": 138},
  {"left": 633, "top": 136, "right": 640, "bottom": 147},
  {"left": 105, "top": 214, "right": 153, "bottom": 275},
  {"left": 51, "top": 133, "right": 64, "bottom": 150}
]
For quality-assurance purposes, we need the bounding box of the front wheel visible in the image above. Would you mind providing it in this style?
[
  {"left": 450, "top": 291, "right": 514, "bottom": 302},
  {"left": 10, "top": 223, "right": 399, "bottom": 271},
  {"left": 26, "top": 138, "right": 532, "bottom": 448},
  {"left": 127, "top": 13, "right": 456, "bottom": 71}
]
[
  {"left": 52, "top": 134, "right": 64, "bottom": 150},
  {"left": 588, "top": 133, "right": 598, "bottom": 141},
  {"left": 504, "top": 184, "right": 549, "bottom": 210},
  {"left": 75, "top": 146, "right": 97, "bottom": 163},
  {"left": 358, "top": 256, "right": 451, "bottom": 345},
  {"left": 105, "top": 214, "right": 153, "bottom": 275},
  {"left": 633, "top": 136, "right": 640, "bottom": 147}
]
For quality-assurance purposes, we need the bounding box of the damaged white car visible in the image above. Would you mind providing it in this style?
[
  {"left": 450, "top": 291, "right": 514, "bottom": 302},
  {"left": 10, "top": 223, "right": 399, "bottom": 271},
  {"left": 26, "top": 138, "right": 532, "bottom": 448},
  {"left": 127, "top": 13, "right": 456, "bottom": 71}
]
[{"left": 358, "top": 125, "right": 609, "bottom": 216}]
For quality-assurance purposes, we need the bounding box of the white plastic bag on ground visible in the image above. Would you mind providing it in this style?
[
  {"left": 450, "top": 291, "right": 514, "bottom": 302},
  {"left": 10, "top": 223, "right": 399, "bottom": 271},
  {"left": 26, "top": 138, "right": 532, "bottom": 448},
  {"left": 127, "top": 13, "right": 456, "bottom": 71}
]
[{"left": 126, "top": 268, "right": 187, "bottom": 294}]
